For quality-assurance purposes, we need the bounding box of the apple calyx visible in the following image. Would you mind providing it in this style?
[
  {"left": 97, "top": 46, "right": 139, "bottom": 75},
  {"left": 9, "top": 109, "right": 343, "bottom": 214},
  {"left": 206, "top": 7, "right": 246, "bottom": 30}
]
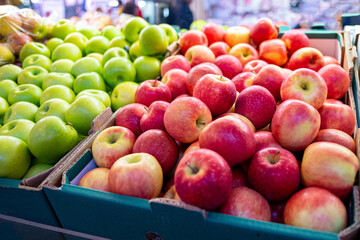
[
  {"left": 268, "top": 150, "right": 281, "bottom": 164},
  {"left": 298, "top": 82, "right": 308, "bottom": 91},
  {"left": 196, "top": 119, "right": 206, "bottom": 128},
  {"left": 185, "top": 161, "right": 199, "bottom": 174}
]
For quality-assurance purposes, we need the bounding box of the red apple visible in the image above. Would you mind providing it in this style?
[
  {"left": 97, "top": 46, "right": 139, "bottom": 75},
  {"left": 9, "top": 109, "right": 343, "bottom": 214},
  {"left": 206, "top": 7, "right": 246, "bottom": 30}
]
[
  {"left": 224, "top": 26, "right": 250, "bottom": 47},
  {"left": 186, "top": 62, "right": 222, "bottom": 95},
  {"left": 254, "top": 131, "right": 282, "bottom": 152},
  {"left": 174, "top": 148, "right": 232, "bottom": 210},
  {"left": 161, "top": 69, "right": 189, "bottom": 100},
  {"left": 160, "top": 55, "right": 191, "bottom": 77},
  {"left": 250, "top": 17, "right": 278, "bottom": 46},
  {"left": 183, "top": 140, "right": 200, "bottom": 156},
  {"left": 134, "top": 79, "right": 172, "bottom": 107},
  {"left": 284, "top": 187, "right": 347, "bottom": 233},
  {"left": 229, "top": 43, "right": 259, "bottom": 66},
  {"left": 216, "top": 112, "right": 256, "bottom": 133},
  {"left": 243, "top": 59, "right": 268, "bottom": 74},
  {"left": 163, "top": 185, "right": 181, "bottom": 200},
  {"left": 232, "top": 167, "right": 248, "bottom": 188},
  {"left": 140, "top": 100, "right": 169, "bottom": 132},
  {"left": 281, "top": 29, "right": 310, "bottom": 56},
  {"left": 78, "top": 168, "right": 110, "bottom": 192},
  {"left": 115, "top": 103, "right": 148, "bottom": 137},
  {"left": 209, "top": 41, "right": 230, "bottom": 57},
  {"left": 201, "top": 22, "right": 224, "bottom": 45},
  {"left": 213, "top": 54, "right": 242, "bottom": 79},
  {"left": 231, "top": 72, "right": 256, "bottom": 92},
  {"left": 248, "top": 147, "right": 300, "bottom": 202},
  {"left": 199, "top": 116, "right": 255, "bottom": 167},
  {"left": 318, "top": 64, "right": 350, "bottom": 99},
  {"left": 235, "top": 85, "right": 276, "bottom": 129},
  {"left": 287, "top": 47, "right": 324, "bottom": 71},
  {"left": 219, "top": 186, "right": 271, "bottom": 222},
  {"left": 164, "top": 96, "right": 212, "bottom": 143},
  {"left": 323, "top": 55, "right": 340, "bottom": 66},
  {"left": 313, "top": 129, "right": 355, "bottom": 153},
  {"left": 271, "top": 100, "right": 320, "bottom": 152},
  {"left": 259, "top": 39, "right": 288, "bottom": 67},
  {"left": 179, "top": 30, "right": 208, "bottom": 54},
  {"left": 92, "top": 126, "right": 136, "bottom": 168},
  {"left": 185, "top": 45, "right": 216, "bottom": 67}
]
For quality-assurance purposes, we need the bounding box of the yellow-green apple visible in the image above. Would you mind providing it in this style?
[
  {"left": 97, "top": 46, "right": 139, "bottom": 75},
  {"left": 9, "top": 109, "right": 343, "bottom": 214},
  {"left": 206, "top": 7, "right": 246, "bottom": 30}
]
[
  {"left": 122, "top": 17, "right": 150, "bottom": 44},
  {"left": 0, "top": 44, "right": 15, "bottom": 66},
  {"left": 199, "top": 115, "right": 255, "bottom": 166},
  {"left": 42, "top": 72, "right": 75, "bottom": 90},
  {"left": 3, "top": 101, "right": 38, "bottom": 124},
  {"left": 248, "top": 147, "right": 300, "bottom": 202},
  {"left": 186, "top": 62, "right": 222, "bottom": 95},
  {"left": 78, "top": 167, "right": 110, "bottom": 192},
  {"left": 231, "top": 72, "right": 256, "bottom": 92},
  {"left": 51, "top": 19, "right": 76, "bottom": 40},
  {"left": 139, "top": 25, "right": 168, "bottom": 57},
  {"left": 229, "top": 43, "right": 259, "bottom": 66},
  {"left": 323, "top": 55, "right": 340, "bottom": 66},
  {"left": 18, "top": 66, "right": 48, "bottom": 88},
  {"left": 159, "top": 23, "right": 178, "bottom": 44},
  {"left": 132, "top": 129, "right": 178, "bottom": 175},
  {"left": 183, "top": 141, "right": 200, "bottom": 156},
  {"left": 8, "top": 84, "right": 43, "bottom": 106},
  {"left": 19, "top": 42, "right": 50, "bottom": 63},
  {"left": 209, "top": 41, "right": 230, "bottom": 57},
  {"left": 313, "top": 129, "right": 355, "bottom": 153},
  {"left": 64, "top": 32, "right": 88, "bottom": 55},
  {"left": 128, "top": 40, "right": 143, "bottom": 61},
  {"left": 28, "top": 116, "right": 78, "bottom": 164},
  {"left": 164, "top": 96, "right": 212, "bottom": 143},
  {"left": 259, "top": 39, "right": 288, "bottom": 66},
  {"left": 271, "top": 99, "right": 320, "bottom": 152},
  {"left": 35, "top": 98, "right": 70, "bottom": 122},
  {"left": 100, "top": 25, "right": 122, "bottom": 40},
  {"left": 174, "top": 148, "right": 232, "bottom": 210},
  {"left": 115, "top": 103, "right": 148, "bottom": 137},
  {"left": 0, "top": 80, "right": 17, "bottom": 101},
  {"left": 134, "top": 79, "right": 172, "bottom": 106},
  {"left": 185, "top": 45, "right": 215, "bottom": 67},
  {"left": 133, "top": 56, "right": 161, "bottom": 82},
  {"left": 224, "top": 26, "right": 250, "bottom": 47},
  {"left": 214, "top": 54, "right": 242, "bottom": 79},
  {"left": 252, "top": 64, "right": 286, "bottom": 101},
  {"left": 78, "top": 26, "right": 100, "bottom": 40},
  {"left": 0, "top": 64, "right": 22, "bottom": 81},
  {"left": 161, "top": 69, "right": 189, "bottom": 100},
  {"left": 140, "top": 100, "right": 169, "bottom": 132},
  {"left": 284, "top": 187, "right": 347, "bottom": 233},
  {"left": 111, "top": 81, "right": 138, "bottom": 111},
  {"left": 109, "top": 36, "right": 130, "bottom": 50},
  {"left": 287, "top": 47, "right": 324, "bottom": 71},
  {"left": 22, "top": 54, "right": 52, "bottom": 71},
  {"left": 216, "top": 112, "right": 256, "bottom": 133},
  {"left": 102, "top": 47, "right": 129, "bottom": 66},
  {"left": 160, "top": 55, "right": 191, "bottom": 77},
  {"left": 6, "top": 32, "right": 33, "bottom": 55},
  {"left": 103, "top": 57, "right": 136, "bottom": 89},
  {"left": 109, "top": 152, "right": 163, "bottom": 199},
  {"left": 86, "top": 53, "right": 103, "bottom": 64},
  {"left": 179, "top": 30, "right": 208, "bottom": 54},
  {"left": 73, "top": 72, "right": 106, "bottom": 94},
  {"left": 243, "top": 59, "right": 268, "bottom": 74},
  {"left": 92, "top": 126, "right": 136, "bottom": 168},
  {"left": 51, "top": 43, "right": 82, "bottom": 62},
  {"left": 301, "top": 142, "right": 358, "bottom": 199},
  {"left": 71, "top": 57, "right": 102, "bottom": 77},
  {"left": 0, "top": 96, "right": 9, "bottom": 121},
  {"left": 0, "top": 136, "right": 31, "bottom": 179},
  {"left": 250, "top": 17, "right": 278, "bottom": 46},
  {"left": 40, "top": 85, "right": 75, "bottom": 105},
  {"left": 235, "top": 85, "right": 276, "bottom": 129},
  {"left": 22, "top": 163, "right": 53, "bottom": 179},
  {"left": 0, "top": 119, "right": 35, "bottom": 144},
  {"left": 190, "top": 20, "right": 206, "bottom": 30},
  {"left": 219, "top": 186, "right": 271, "bottom": 221},
  {"left": 231, "top": 167, "right": 248, "bottom": 188},
  {"left": 193, "top": 74, "right": 237, "bottom": 116},
  {"left": 65, "top": 95, "right": 106, "bottom": 136},
  {"left": 0, "top": 12, "right": 22, "bottom": 36},
  {"left": 46, "top": 38, "right": 63, "bottom": 54},
  {"left": 254, "top": 131, "right": 282, "bottom": 152},
  {"left": 280, "top": 68, "right": 327, "bottom": 109},
  {"left": 201, "top": 22, "right": 224, "bottom": 45},
  {"left": 318, "top": 99, "right": 356, "bottom": 136},
  {"left": 49, "top": 59, "right": 74, "bottom": 73},
  {"left": 75, "top": 89, "right": 111, "bottom": 108},
  {"left": 318, "top": 64, "right": 350, "bottom": 99},
  {"left": 281, "top": 29, "right": 310, "bottom": 56}
]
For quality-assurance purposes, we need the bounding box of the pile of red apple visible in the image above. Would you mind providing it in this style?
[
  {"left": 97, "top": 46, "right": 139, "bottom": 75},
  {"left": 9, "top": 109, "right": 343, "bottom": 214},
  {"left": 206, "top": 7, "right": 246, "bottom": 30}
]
[{"left": 78, "top": 17, "right": 358, "bottom": 234}]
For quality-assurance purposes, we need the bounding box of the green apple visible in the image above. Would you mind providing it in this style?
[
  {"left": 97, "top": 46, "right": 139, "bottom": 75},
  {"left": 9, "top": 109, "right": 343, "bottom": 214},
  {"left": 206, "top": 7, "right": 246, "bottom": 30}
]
[
  {"left": 65, "top": 95, "right": 106, "bottom": 136},
  {"left": 49, "top": 59, "right": 74, "bottom": 73},
  {"left": 0, "top": 119, "right": 35, "bottom": 144},
  {"left": 64, "top": 32, "right": 88, "bottom": 54},
  {"left": 40, "top": 85, "right": 75, "bottom": 105},
  {"left": 22, "top": 54, "right": 52, "bottom": 70},
  {"left": 71, "top": 57, "right": 102, "bottom": 77},
  {"left": 0, "top": 44, "right": 15, "bottom": 66},
  {"left": 19, "top": 42, "right": 50, "bottom": 63},
  {"left": 51, "top": 19, "right": 76, "bottom": 40},
  {"left": 86, "top": 53, "right": 103, "bottom": 65},
  {"left": 85, "top": 36, "right": 109, "bottom": 55},
  {"left": 0, "top": 136, "right": 31, "bottom": 179},
  {"left": 73, "top": 72, "right": 106, "bottom": 94},
  {"left": 35, "top": 98, "right": 70, "bottom": 122},
  {"left": 28, "top": 116, "right": 78, "bottom": 164},
  {"left": 190, "top": 20, "right": 206, "bottom": 30},
  {"left": 129, "top": 40, "right": 143, "bottom": 61},
  {"left": 23, "top": 18, "right": 48, "bottom": 41},
  {"left": 0, "top": 80, "right": 17, "bottom": 100},
  {"left": 159, "top": 23, "right": 179, "bottom": 44},
  {"left": 103, "top": 57, "right": 136, "bottom": 89},
  {"left": 102, "top": 47, "right": 129, "bottom": 66},
  {"left": 109, "top": 36, "right": 130, "bottom": 50},
  {"left": 0, "top": 64, "right": 22, "bottom": 81},
  {"left": 133, "top": 56, "right": 161, "bottom": 82},
  {"left": 8, "top": 84, "right": 43, "bottom": 106},
  {"left": 100, "top": 25, "right": 123, "bottom": 40},
  {"left": 3, "top": 101, "right": 38, "bottom": 124},
  {"left": 111, "top": 81, "right": 138, "bottom": 111},
  {"left": 78, "top": 26, "right": 100, "bottom": 40},
  {"left": 51, "top": 43, "right": 82, "bottom": 62},
  {"left": 0, "top": 96, "right": 9, "bottom": 120},
  {"left": 122, "top": 17, "right": 150, "bottom": 44},
  {"left": 42, "top": 72, "right": 75, "bottom": 90},
  {"left": 18, "top": 66, "right": 49, "bottom": 87},
  {"left": 75, "top": 89, "right": 111, "bottom": 108},
  {"left": 22, "top": 163, "right": 53, "bottom": 179},
  {"left": 46, "top": 38, "right": 64, "bottom": 53},
  {"left": 139, "top": 25, "right": 168, "bottom": 56}
]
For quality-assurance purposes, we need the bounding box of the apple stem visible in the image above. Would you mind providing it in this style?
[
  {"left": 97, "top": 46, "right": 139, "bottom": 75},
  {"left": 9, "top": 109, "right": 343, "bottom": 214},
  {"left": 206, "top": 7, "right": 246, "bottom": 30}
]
[
  {"left": 144, "top": 107, "right": 149, "bottom": 113},
  {"left": 66, "top": 122, "right": 73, "bottom": 127},
  {"left": 271, "top": 150, "right": 281, "bottom": 164},
  {"left": 185, "top": 161, "right": 199, "bottom": 174}
]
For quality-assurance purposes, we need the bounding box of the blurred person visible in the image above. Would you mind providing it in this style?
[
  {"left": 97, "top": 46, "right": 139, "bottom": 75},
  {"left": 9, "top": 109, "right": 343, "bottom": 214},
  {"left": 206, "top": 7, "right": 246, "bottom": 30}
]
[
  {"left": 117, "top": 1, "right": 138, "bottom": 27},
  {"left": 168, "top": 0, "right": 194, "bottom": 30}
]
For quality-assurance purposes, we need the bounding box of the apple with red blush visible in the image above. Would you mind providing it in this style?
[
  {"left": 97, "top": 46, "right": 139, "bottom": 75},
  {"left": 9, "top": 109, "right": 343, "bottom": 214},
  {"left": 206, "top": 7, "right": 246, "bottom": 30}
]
[
  {"left": 213, "top": 54, "right": 242, "bottom": 79},
  {"left": 254, "top": 131, "right": 282, "bottom": 152},
  {"left": 201, "top": 22, "right": 224, "bottom": 45},
  {"left": 115, "top": 103, "right": 148, "bottom": 137},
  {"left": 224, "top": 26, "right": 250, "bottom": 47},
  {"left": 185, "top": 45, "right": 215, "bottom": 67},
  {"left": 250, "top": 17, "right": 278, "bottom": 47},
  {"left": 186, "top": 62, "right": 222, "bottom": 95},
  {"left": 229, "top": 43, "right": 259, "bottom": 66},
  {"left": 231, "top": 72, "right": 256, "bottom": 93},
  {"left": 287, "top": 47, "right": 324, "bottom": 71},
  {"left": 216, "top": 112, "right": 256, "bottom": 133},
  {"left": 313, "top": 129, "right": 355, "bottom": 153},
  {"left": 78, "top": 168, "right": 110, "bottom": 192},
  {"left": 179, "top": 30, "right": 208, "bottom": 54},
  {"left": 140, "top": 100, "right": 169, "bottom": 132},
  {"left": 281, "top": 29, "right": 310, "bottom": 56},
  {"left": 135, "top": 79, "right": 172, "bottom": 107},
  {"left": 259, "top": 39, "right": 288, "bottom": 67},
  {"left": 323, "top": 56, "right": 340, "bottom": 66},
  {"left": 161, "top": 55, "right": 191, "bottom": 77},
  {"left": 209, "top": 41, "right": 230, "bottom": 57},
  {"left": 243, "top": 59, "right": 268, "bottom": 74},
  {"left": 318, "top": 64, "right": 350, "bottom": 99}
]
